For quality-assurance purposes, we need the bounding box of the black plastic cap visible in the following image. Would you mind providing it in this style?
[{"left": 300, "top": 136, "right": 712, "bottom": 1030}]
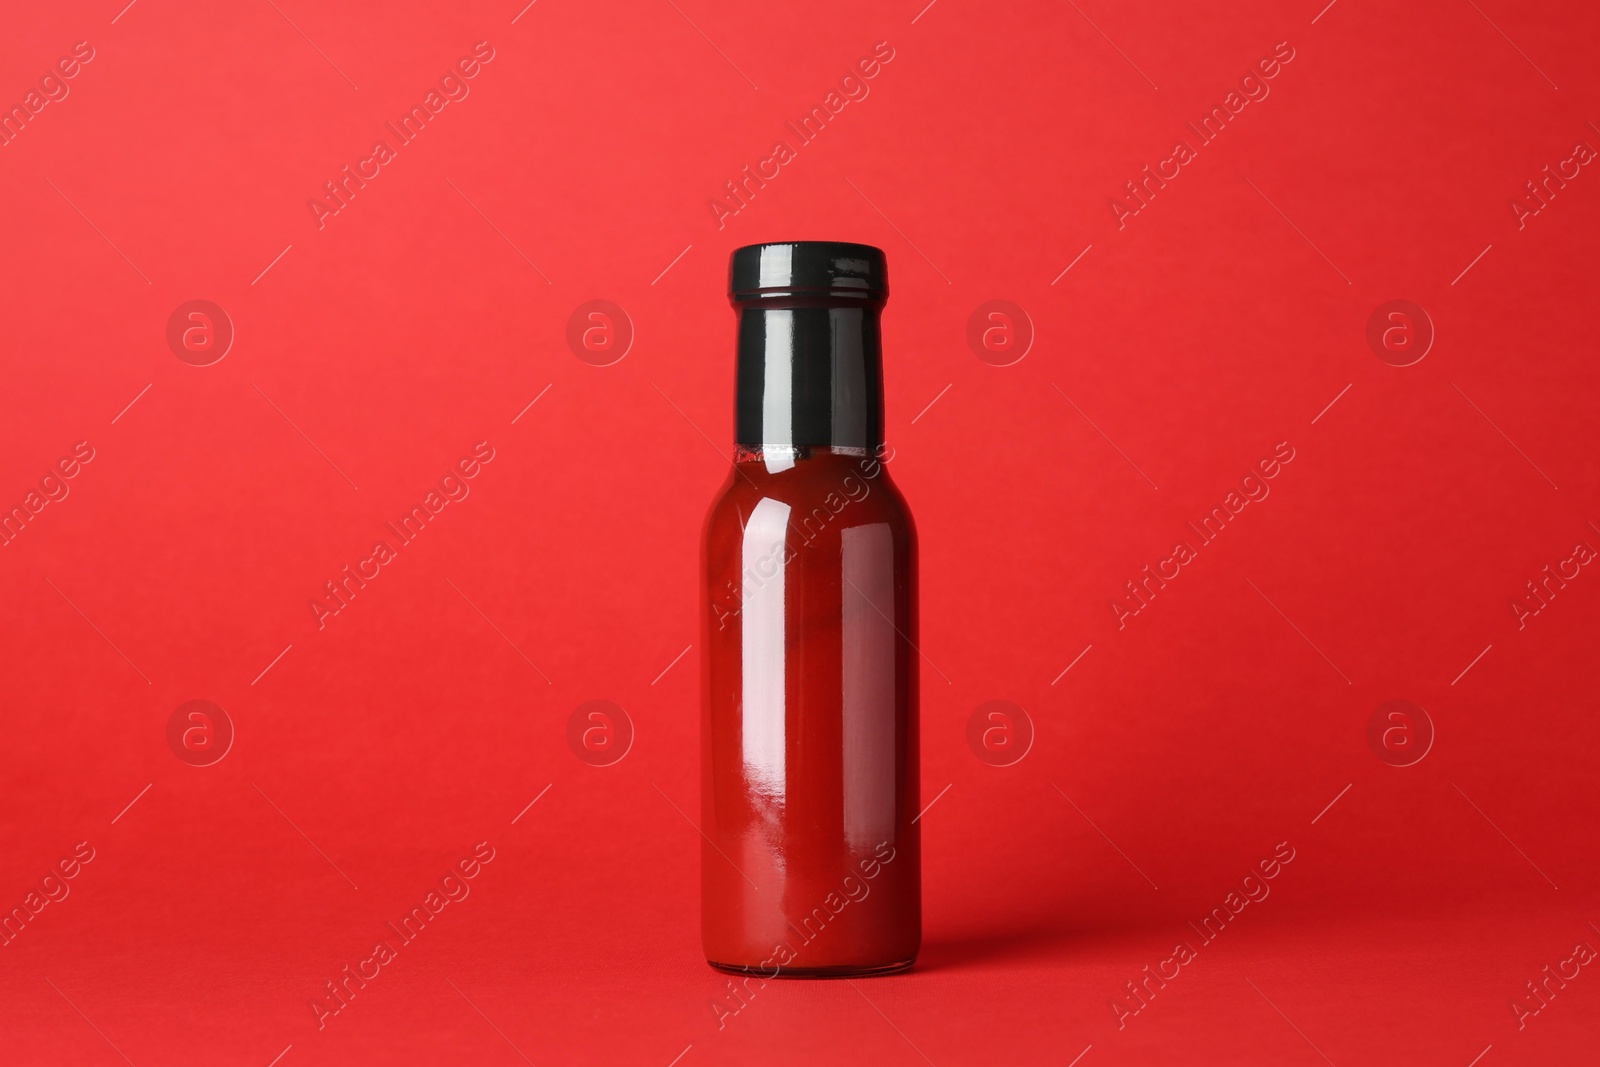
[{"left": 729, "top": 241, "right": 888, "bottom": 302}]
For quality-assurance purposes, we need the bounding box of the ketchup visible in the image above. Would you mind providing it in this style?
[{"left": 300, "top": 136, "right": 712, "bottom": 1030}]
[{"left": 701, "top": 243, "right": 919, "bottom": 977}]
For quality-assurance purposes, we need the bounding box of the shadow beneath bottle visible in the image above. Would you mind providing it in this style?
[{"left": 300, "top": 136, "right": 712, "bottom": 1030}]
[{"left": 914, "top": 913, "right": 1177, "bottom": 974}]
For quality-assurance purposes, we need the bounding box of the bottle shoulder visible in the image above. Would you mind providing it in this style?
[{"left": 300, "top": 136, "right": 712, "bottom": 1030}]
[{"left": 705, "top": 454, "right": 913, "bottom": 539}]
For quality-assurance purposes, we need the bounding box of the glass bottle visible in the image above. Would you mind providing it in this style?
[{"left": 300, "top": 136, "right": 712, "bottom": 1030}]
[{"left": 701, "top": 241, "right": 919, "bottom": 977}]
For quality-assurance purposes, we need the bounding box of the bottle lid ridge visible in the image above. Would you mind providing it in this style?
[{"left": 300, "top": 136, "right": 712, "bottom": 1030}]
[{"left": 729, "top": 241, "right": 888, "bottom": 301}]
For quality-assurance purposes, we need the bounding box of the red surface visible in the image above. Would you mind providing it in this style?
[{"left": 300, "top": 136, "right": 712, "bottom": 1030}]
[{"left": 2, "top": 1, "right": 1598, "bottom": 1064}]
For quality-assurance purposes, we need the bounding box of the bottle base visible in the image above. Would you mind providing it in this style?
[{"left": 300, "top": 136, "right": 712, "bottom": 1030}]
[{"left": 707, "top": 956, "right": 916, "bottom": 979}]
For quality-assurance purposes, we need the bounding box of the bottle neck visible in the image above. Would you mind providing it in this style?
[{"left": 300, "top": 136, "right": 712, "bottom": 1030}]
[{"left": 734, "top": 301, "right": 883, "bottom": 453}]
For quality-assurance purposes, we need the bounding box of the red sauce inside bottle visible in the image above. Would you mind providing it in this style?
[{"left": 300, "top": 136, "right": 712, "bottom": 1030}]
[{"left": 701, "top": 447, "right": 919, "bottom": 976}]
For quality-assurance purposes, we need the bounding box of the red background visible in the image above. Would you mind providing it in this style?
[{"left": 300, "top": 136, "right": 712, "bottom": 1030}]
[{"left": 3, "top": 0, "right": 1598, "bottom": 1064}]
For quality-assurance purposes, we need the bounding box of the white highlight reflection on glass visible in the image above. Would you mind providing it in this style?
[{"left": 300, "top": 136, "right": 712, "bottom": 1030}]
[
  {"left": 742, "top": 497, "right": 790, "bottom": 799},
  {"left": 842, "top": 522, "right": 895, "bottom": 850},
  {"left": 762, "top": 309, "right": 795, "bottom": 473}
]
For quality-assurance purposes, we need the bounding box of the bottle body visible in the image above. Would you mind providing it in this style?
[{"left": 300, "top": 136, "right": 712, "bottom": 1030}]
[
  {"left": 701, "top": 448, "right": 919, "bottom": 975},
  {"left": 701, "top": 241, "right": 919, "bottom": 976}
]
